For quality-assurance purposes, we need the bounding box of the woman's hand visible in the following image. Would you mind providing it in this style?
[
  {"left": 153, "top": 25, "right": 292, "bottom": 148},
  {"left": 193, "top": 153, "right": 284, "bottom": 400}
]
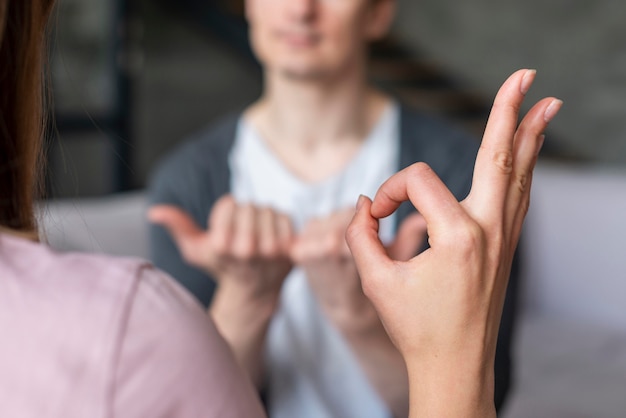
[{"left": 346, "top": 69, "right": 562, "bottom": 417}]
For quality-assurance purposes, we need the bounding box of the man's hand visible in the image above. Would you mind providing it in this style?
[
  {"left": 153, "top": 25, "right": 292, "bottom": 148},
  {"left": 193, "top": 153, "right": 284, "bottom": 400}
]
[
  {"left": 149, "top": 195, "right": 293, "bottom": 303},
  {"left": 346, "top": 69, "right": 562, "bottom": 417},
  {"left": 291, "top": 209, "right": 425, "bottom": 329}
]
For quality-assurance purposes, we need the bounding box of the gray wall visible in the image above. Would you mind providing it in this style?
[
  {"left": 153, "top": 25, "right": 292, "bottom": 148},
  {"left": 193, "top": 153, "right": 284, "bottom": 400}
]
[
  {"left": 394, "top": 0, "right": 626, "bottom": 165},
  {"left": 49, "top": 0, "right": 262, "bottom": 196},
  {"left": 49, "top": 0, "right": 626, "bottom": 197},
  {"left": 135, "top": 2, "right": 261, "bottom": 189},
  {"left": 139, "top": 0, "right": 626, "bottom": 180}
]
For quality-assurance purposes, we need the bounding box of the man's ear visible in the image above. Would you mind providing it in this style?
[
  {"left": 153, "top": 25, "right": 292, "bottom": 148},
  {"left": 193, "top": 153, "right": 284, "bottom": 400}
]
[{"left": 365, "top": 0, "right": 396, "bottom": 41}]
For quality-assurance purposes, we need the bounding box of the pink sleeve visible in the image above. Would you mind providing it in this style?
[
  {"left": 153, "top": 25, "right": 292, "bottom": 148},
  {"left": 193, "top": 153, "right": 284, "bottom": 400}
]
[{"left": 112, "top": 266, "right": 265, "bottom": 418}]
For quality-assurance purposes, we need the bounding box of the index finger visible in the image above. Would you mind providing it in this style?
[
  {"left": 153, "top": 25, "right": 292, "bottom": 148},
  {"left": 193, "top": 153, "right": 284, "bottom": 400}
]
[{"left": 370, "top": 162, "right": 469, "bottom": 236}]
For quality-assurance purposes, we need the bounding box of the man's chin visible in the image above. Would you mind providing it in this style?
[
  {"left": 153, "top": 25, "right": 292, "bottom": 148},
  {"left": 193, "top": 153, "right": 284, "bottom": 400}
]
[{"left": 279, "top": 67, "right": 329, "bottom": 82}]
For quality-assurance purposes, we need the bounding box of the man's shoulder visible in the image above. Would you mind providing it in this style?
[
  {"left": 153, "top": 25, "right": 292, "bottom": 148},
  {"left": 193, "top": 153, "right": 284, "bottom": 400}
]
[
  {"left": 397, "top": 104, "right": 480, "bottom": 170},
  {"left": 147, "top": 113, "right": 240, "bottom": 205},
  {"left": 163, "top": 113, "right": 239, "bottom": 169},
  {"left": 396, "top": 104, "right": 480, "bottom": 201},
  {"left": 149, "top": 114, "right": 239, "bottom": 183},
  {"left": 398, "top": 104, "right": 479, "bottom": 153}
]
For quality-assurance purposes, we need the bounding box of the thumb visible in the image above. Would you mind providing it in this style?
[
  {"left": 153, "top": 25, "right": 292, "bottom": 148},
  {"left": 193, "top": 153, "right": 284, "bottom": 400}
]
[
  {"left": 148, "top": 205, "right": 210, "bottom": 266},
  {"left": 386, "top": 212, "right": 427, "bottom": 262},
  {"left": 346, "top": 195, "right": 392, "bottom": 293}
]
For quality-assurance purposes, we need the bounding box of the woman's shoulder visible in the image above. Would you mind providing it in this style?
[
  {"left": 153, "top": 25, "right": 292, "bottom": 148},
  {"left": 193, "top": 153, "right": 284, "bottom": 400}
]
[
  {"left": 1, "top": 231, "right": 147, "bottom": 288},
  {"left": 112, "top": 261, "right": 265, "bottom": 417},
  {"left": 0, "top": 233, "right": 264, "bottom": 417}
]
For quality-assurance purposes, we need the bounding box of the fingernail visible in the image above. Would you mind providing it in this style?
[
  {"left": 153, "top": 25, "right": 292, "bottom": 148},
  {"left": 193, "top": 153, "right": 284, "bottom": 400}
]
[
  {"left": 536, "top": 134, "right": 545, "bottom": 156},
  {"left": 356, "top": 194, "right": 366, "bottom": 210},
  {"left": 544, "top": 99, "right": 563, "bottom": 123},
  {"left": 520, "top": 69, "right": 537, "bottom": 95}
]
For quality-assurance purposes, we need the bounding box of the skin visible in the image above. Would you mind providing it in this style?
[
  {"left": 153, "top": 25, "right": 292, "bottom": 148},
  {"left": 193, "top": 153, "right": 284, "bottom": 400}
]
[
  {"left": 346, "top": 69, "right": 562, "bottom": 417},
  {"left": 246, "top": 0, "right": 394, "bottom": 82}
]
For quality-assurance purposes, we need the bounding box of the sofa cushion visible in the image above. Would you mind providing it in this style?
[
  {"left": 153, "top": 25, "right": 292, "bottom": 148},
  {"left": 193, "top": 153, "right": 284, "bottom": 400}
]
[
  {"left": 502, "top": 315, "right": 626, "bottom": 418},
  {"left": 38, "top": 191, "right": 149, "bottom": 259},
  {"left": 521, "top": 162, "right": 626, "bottom": 330}
]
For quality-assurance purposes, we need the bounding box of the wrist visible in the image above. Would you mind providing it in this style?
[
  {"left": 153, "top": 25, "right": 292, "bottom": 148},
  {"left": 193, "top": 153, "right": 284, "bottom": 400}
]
[
  {"left": 322, "top": 290, "right": 382, "bottom": 335},
  {"left": 405, "top": 354, "right": 496, "bottom": 418},
  {"left": 209, "top": 282, "right": 277, "bottom": 389},
  {"left": 211, "top": 280, "right": 279, "bottom": 322}
]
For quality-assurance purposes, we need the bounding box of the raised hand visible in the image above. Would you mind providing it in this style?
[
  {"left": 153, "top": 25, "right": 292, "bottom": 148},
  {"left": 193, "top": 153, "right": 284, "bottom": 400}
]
[{"left": 346, "top": 69, "right": 562, "bottom": 417}]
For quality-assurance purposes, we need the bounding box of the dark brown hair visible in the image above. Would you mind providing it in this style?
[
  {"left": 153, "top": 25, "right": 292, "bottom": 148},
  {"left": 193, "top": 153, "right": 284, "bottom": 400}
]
[{"left": 0, "top": 0, "right": 55, "bottom": 234}]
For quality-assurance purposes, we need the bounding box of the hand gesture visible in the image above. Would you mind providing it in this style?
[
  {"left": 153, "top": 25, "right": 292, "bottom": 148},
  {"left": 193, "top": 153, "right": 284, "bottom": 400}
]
[
  {"left": 346, "top": 69, "right": 562, "bottom": 416},
  {"left": 148, "top": 195, "right": 293, "bottom": 303}
]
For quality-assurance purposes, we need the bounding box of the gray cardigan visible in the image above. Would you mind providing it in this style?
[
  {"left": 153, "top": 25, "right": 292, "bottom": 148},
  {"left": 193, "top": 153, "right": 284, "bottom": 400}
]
[{"left": 148, "top": 106, "right": 516, "bottom": 409}]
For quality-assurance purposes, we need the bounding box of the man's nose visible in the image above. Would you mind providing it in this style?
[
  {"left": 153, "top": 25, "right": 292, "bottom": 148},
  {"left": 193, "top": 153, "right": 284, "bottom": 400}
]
[{"left": 286, "top": 0, "right": 317, "bottom": 22}]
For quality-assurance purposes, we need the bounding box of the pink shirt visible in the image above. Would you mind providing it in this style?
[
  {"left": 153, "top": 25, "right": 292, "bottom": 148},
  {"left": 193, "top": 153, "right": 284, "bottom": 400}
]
[{"left": 0, "top": 232, "right": 265, "bottom": 418}]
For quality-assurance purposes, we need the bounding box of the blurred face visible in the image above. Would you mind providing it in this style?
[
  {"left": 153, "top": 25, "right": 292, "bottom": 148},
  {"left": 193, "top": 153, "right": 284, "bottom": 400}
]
[{"left": 246, "top": 0, "right": 394, "bottom": 81}]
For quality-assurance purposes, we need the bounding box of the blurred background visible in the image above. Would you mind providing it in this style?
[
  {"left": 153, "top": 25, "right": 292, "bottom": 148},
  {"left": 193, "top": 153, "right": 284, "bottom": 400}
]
[{"left": 47, "top": 0, "right": 626, "bottom": 197}]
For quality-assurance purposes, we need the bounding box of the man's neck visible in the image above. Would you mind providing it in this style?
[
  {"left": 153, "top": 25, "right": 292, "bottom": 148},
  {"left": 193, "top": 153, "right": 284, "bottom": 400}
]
[
  {"left": 248, "top": 70, "right": 389, "bottom": 149},
  {"left": 243, "top": 67, "right": 392, "bottom": 183}
]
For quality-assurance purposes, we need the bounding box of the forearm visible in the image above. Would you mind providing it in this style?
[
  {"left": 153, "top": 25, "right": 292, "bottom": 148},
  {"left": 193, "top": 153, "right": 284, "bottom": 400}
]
[
  {"left": 330, "top": 299, "right": 409, "bottom": 418},
  {"left": 209, "top": 282, "right": 278, "bottom": 388}
]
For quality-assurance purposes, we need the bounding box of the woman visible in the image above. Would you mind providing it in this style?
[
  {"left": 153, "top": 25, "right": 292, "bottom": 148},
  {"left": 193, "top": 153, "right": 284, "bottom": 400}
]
[
  {"left": 0, "top": 2, "right": 264, "bottom": 416},
  {"left": 0, "top": 0, "right": 561, "bottom": 417}
]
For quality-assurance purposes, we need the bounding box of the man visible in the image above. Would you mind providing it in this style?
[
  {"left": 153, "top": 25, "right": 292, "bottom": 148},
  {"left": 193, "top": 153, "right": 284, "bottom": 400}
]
[{"left": 148, "top": 0, "right": 517, "bottom": 416}]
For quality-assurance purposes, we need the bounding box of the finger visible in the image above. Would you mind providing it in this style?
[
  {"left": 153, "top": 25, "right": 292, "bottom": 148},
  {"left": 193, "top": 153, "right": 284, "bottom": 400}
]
[
  {"left": 300, "top": 216, "right": 321, "bottom": 243},
  {"left": 208, "top": 195, "right": 236, "bottom": 256},
  {"left": 314, "top": 209, "right": 355, "bottom": 258},
  {"left": 337, "top": 208, "right": 357, "bottom": 257},
  {"left": 277, "top": 213, "right": 294, "bottom": 254},
  {"left": 147, "top": 205, "right": 208, "bottom": 265},
  {"left": 291, "top": 217, "right": 315, "bottom": 262},
  {"left": 346, "top": 195, "right": 393, "bottom": 282},
  {"left": 232, "top": 204, "right": 257, "bottom": 259},
  {"left": 257, "top": 207, "right": 278, "bottom": 257},
  {"left": 508, "top": 98, "right": 562, "bottom": 247},
  {"left": 386, "top": 212, "right": 427, "bottom": 262},
  {"left": 467, "top": 69, "right": 536, "bottom": 223},
  {"left": 370, "top": 163, "right": 469, "bottom": 238},
  {"left": 510, "top": 169, "right": 533, "bottom": 254}
]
